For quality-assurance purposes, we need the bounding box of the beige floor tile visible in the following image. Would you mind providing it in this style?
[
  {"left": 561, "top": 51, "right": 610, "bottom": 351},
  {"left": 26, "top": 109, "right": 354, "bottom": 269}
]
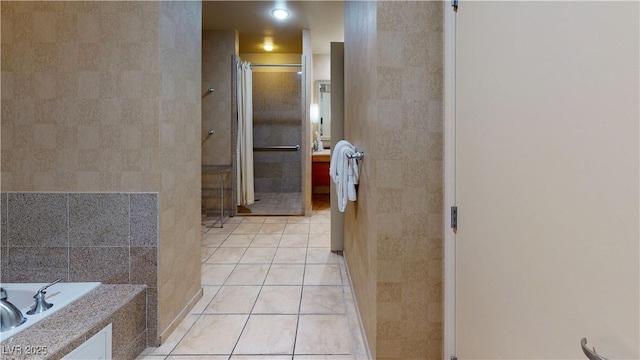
[
  {"left": 206, "top": 224, "right": 238, "bottom": 236},
  {"left": 136, "top": 355, "right": 167, "bottom": 360},
  {"left": 253, "top": 286, "right": 302, "bottom": 314},
  {"left": 304, "top": 264, "right": 342, "bottom": 286},
  {"left": 264, "top": 216, "right": 289, "bottom": 224},
  {"left": 206, "top": 247, "right": 247, "bottom": 264},
  {"left": 225, "top": 216, "right": 244, "bottom": 224},
  {"left": 250, "top": 234, "right": 281, "bottom": 247},
  {"left": 190, "top": 286, "right": 221, "bottom": 314},
  {"left": 264, "top": 264, "right": 305, "bottom": 285},
  {"left": 232, "top": 223, "right": 262, "bottom": 235},
  {"left": 239, "top": 247, "right": 277, "bottom": 264},
  {"left": 343, "top": 288, "right": 369, "bottom": 359},
  {"left": 279, "top": 234, "right": 309, "bottom": 248},
  {"left": 201, "top": 264, "right": 235, "bottom": 286},
  {"left": 167, "top": 356, "right": 228, "bottom": 360},
  {"left": 225, "top": 264, "right": 270, "bottom": 285},
  {"left": 193, "top": 207, "right": 367, "bottom": 359},
  {"left": 287, "top": 216, "right": 310, "bottom": 224},
  {"left": 221, "top": 234, "right": 254, "bottom": 247},
  {"left": 310, "top": 214, "right": 331, "bottom": 224},
  {"left": 295, "top": 315, "right": 352, "bottom": 355},
  {"left": 306, "top": 248, "right": 341, "bottom": 264},
  {"left": 293, "top": 356, "right": 355, "bottom": 360},
  {"left": 339, "top": 262, "right": 351, "bottom": 287},
  {"left": 308, "top": 234, "right": 331, "bottom": 248},
  {"left": 300, "top": 286, "right": 346, "bottom": 314},
  {"left": 273, "top": 247, "right": 307, "bottom": 264},
  {"left": 202, "top": 234, "right": 228, "bottom": 247},
  {"left": 231, "top": 356, "right": 291, "bottom": 360},
  {"left": 234, "top": 315, "right": 297, "bottom": 354},
  {"left": 141, "top": 314, "right": 199, "bottom": 356},
  {"left": 310, "top": 223, "right": 331, "bottom": 234},
  {"left": 283, "top": 223, "right": 310, "bottom": 235},
  {"left": 172, "top": 314, "right": 248, "bottom": 355},
  {"left": 240, "top": 216, "right": 267, "bottom": 224},
  {"left": 204, "top": 286, "right": 261, "bottom": 314},
  {"left": 201, "top": 247, "right": 216, "bottom": 262},
  {"left": 257, "top": 223, "right": 286, "bottom": 235}
]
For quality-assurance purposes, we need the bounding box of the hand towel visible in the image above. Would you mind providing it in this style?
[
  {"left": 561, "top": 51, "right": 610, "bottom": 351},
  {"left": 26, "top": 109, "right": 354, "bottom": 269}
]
[{"left": 329, "top": 140, "right": 359, "bottom": 212}]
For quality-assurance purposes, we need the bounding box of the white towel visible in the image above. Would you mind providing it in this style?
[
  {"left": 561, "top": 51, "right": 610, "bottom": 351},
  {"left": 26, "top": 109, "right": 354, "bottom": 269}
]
[{"left": 329, "top": 140, "right": 359, "bottom": 212}]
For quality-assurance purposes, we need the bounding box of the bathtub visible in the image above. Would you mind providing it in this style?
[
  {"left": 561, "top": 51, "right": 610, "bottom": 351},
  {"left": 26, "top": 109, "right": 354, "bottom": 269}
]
[{"left": 0, "top": 282, "right": 101, "bottom": 341}]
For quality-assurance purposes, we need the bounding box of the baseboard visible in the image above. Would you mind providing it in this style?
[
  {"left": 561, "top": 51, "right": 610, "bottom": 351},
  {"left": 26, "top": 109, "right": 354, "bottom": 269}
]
[
  {"left": 158, "top": 287, "right": 203, "bottom": 344},
  {"left": 342, "top": 250, "right": 373, "bottom": 360}
]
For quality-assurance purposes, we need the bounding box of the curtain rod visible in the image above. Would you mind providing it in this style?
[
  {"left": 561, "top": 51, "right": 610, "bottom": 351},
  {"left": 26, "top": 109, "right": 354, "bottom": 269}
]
[{"left": 250, "top": 63, "right": 302, "bottom": 67}]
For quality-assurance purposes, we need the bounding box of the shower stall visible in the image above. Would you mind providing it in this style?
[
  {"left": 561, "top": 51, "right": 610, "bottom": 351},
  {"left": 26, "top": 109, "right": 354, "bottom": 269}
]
[{"left": 234, "top": 58, "right": 305, "bottom": 216}]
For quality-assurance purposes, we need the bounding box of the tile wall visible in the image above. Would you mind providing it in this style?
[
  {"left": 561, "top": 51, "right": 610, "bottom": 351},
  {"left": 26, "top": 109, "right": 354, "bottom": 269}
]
[
  {"left": 156, "top": 0, "right": 202, "bottom": 344},
  {"left": 0, "top": 1, "right": 203, "bottom": 348},
  {"left": 344, "top": 1, "right": 444, "bottom": 359},
  {"left": 252, "top": 71, "right": 302, "bottom": 193},
  {"left": 0, "top": 192, "right": 158, "bottom": 349},
  {"left": 0, "top": 1, "right": 162, "bottom": 191},
  {"left": 201, "top": 30, "right": 238, "bottom": 214},
  {"left": 201, "top": 30, "right": 237, "bottom": 167}
]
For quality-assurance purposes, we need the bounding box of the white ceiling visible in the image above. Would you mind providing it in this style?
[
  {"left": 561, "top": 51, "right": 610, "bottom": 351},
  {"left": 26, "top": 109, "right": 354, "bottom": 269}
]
[{"left": 202, "top": 1, "right": 344, "bottom": 55}]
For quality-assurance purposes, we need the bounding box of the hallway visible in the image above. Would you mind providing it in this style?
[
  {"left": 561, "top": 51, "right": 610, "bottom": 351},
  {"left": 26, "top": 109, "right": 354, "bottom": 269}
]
[{"left": 138, "top": 199, "right": 368, "bottom": 359}]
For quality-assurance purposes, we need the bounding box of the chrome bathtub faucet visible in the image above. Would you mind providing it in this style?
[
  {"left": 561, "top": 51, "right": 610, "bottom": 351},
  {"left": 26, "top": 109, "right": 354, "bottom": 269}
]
[
  {"left": 0, "top": 287, "right": 27, "bottom": 331},
  {"left": 26, "top": 278, "right": 63, "bottom": 315}
]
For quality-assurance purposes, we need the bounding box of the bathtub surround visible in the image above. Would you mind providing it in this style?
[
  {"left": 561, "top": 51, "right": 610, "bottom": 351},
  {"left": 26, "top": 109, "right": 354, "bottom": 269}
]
[
  {"left": 0, "top": 192, "right": 159, "bottom": 346},
  {"left": 0, "top": 1, "right": 203, "bottom": 348},
  {"left": 0, "top": 284, "right": 146, "bottom": 360},
  {"left": 344, "top": 1, "right": 444, "bottom": 359}
]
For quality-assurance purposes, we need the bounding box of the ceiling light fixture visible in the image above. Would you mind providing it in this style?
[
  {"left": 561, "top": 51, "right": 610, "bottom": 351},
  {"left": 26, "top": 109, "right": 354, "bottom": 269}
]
[
  {"left": 263, "top": 44, "right": 274, "bottom": 52},
  {"left": 271, "top": 8, "right": 289, "bottom": 20}
]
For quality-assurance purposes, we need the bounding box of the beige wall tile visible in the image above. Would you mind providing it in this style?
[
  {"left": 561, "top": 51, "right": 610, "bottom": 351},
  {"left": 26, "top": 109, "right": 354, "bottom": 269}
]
[
  {"left": 344, "top": 1, "right": 443, "bottom": 358},
  {"left": 1, "top": 0, "right": 203, "bottom": 347}
]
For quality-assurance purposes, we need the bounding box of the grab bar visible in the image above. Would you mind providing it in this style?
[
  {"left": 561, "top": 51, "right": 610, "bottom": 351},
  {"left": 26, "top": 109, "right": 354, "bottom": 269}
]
[
  {"left": 581, "top": 338, "right": 609, "bottom": 360},
  {"left": 254, "top": 145, "right": 301, "bottom": 152}
]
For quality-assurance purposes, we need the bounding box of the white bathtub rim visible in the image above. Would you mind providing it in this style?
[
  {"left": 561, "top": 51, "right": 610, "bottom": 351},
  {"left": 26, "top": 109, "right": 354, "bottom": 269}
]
[{"left": 0, "top": 282, "right": 101, "bottom": 341}]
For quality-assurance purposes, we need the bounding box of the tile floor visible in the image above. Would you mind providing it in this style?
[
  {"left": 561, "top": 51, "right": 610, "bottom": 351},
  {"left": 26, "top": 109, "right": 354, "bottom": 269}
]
[
  {"left": 237, "top": 192, "right": 303, "bottom": 215},
  {"left": 137, "top": 200, "right": 368, "bottom": 360}
]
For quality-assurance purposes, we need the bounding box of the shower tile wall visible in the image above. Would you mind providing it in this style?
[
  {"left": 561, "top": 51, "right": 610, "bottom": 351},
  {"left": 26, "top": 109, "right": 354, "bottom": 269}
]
[
  {"left": 202, "top": 30, "right": 236, "bottom": 167},
  {"left": 0, "top": 191, "right": 159, "bottom": 346},
  {"left": 252, "top": 72, "right": 302, "bottom": 193},
  {"left": 201, "top": 30, "right": 238, "bottom": 215}
]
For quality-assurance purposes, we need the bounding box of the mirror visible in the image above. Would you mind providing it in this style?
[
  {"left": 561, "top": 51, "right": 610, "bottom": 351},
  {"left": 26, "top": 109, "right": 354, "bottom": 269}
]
[{"left": 317, "top": 80, "right": 331, "bottom": 141}]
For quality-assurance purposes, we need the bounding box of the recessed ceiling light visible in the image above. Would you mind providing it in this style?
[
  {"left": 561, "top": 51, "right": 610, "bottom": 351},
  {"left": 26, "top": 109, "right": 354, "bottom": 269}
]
[
  {"left": 263, "top": 44, "right": 274, "bottom": 51},
  {"left": 271, "top": 8, "right": 289, "bottom": 20}
]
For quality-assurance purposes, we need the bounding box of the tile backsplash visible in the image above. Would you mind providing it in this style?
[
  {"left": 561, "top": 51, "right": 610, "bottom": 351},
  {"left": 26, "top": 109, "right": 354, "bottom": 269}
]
[{"left": 0, "top": 191, "right": 159, "bottom": 345}]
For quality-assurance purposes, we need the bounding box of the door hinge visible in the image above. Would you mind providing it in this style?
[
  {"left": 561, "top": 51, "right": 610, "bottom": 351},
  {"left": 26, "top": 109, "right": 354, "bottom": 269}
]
[
  {"left": 451, "top": 206, "right": 458, "bottom": 229},
  {"left": 451, "top": 0, "right": 459, "bottom": 12}
]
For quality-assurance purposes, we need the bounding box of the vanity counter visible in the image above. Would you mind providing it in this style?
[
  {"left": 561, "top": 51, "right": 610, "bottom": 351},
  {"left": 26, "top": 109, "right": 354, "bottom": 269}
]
[
  {"left": 312, "top": 149, "right": 331, "bottom": 193},
  {"left": 312, "top": 149, "right": 331, "bottom": 163}
]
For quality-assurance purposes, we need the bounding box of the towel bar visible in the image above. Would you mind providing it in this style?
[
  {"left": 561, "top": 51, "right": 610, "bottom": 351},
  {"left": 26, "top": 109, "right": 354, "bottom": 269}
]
[{"left": 347, "top": 151, "right": 365, "bottom": 161}]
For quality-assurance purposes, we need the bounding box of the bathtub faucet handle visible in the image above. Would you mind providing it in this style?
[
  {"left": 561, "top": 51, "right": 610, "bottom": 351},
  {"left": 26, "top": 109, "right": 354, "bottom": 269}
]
[
  {"left": 34, "top": 278, "right": 63, "bottom": 296},
  {"left": 26, "top": 278, "right": 63, "bottom": 315}
]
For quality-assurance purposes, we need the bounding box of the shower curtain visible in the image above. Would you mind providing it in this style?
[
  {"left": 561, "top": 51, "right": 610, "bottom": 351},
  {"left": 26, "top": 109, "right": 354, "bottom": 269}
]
[{"left": 236, "top": 61, "right": 255, "bottom": 205}]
